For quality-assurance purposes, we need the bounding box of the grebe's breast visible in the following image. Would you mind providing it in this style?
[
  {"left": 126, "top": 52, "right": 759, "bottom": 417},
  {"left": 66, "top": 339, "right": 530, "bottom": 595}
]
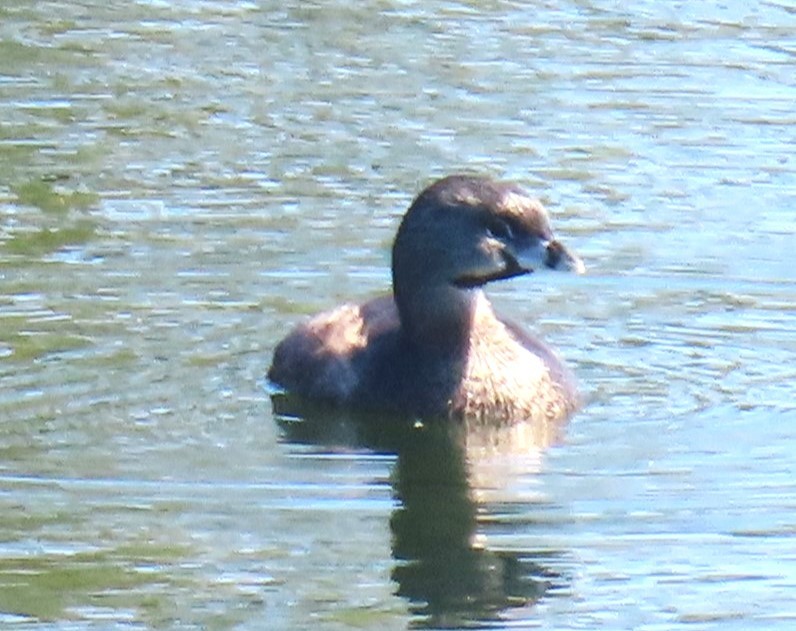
[{"left": 451, "top": 294, "right": 577, "bottom": 424}]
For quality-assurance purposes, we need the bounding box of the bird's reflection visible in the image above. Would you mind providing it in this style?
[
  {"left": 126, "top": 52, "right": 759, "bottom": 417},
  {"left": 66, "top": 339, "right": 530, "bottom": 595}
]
[{"left": 272, "top": 393, "right": 569, "bottom": 628}]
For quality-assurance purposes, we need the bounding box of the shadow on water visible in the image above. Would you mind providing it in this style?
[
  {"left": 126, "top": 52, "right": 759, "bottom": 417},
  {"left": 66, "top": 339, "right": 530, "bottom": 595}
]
[{"left": 272, "top": 393, "right": 569, "bottom": 629}]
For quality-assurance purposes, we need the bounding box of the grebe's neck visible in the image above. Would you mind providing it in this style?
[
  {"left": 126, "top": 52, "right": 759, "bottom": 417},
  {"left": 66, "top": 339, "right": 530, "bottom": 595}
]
[{"left": 394, "top": 281, "right": 495, "bottom": 354}]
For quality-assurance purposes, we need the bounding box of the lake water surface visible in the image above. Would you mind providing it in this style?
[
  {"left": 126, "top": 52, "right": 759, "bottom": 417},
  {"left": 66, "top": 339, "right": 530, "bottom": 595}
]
[{"left": 1, "top": 1, "right": 795, "bottom": 629}]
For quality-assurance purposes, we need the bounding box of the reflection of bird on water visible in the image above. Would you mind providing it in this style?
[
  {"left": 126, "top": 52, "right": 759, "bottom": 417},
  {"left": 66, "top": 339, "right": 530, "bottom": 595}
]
[
  {"left": 269, "top": 175, "right": 583, "bottom": 425},
  {"left": 273, "top": 407, "right": 570, "bottom": 628}
]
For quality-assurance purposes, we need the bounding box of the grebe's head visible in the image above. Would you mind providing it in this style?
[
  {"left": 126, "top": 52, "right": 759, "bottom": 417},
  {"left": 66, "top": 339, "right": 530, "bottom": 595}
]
[{"left": 392, "top": 175, "right": 584, "bottom": 301}]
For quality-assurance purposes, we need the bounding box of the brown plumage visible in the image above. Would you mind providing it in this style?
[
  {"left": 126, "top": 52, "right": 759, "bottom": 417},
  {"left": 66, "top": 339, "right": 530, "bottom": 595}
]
[{"left": 269, "top": 175, "right": 584, "bottom": 424}]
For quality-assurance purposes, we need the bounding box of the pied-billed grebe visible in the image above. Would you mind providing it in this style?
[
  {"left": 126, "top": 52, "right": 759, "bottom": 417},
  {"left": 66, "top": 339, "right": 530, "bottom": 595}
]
[{"left": 269, "top": 175, "right": 584, "bottom": 424}]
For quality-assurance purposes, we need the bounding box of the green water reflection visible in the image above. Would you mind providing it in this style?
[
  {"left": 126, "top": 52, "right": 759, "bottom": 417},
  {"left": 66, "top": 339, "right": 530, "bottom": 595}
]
[{"left": 1, "top": 0, "right": 795, "bottom": 628}]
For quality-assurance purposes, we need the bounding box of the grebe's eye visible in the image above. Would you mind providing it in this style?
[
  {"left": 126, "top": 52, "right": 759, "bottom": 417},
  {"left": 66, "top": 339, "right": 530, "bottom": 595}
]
[{"left": 485, "top": 217, "right": 513, "bottom": 241}]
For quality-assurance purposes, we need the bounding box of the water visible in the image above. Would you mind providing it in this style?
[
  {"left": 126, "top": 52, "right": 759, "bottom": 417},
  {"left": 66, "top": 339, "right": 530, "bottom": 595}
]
[{"left": 1, "top": 0, "right": 795, "bottom": 628}]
